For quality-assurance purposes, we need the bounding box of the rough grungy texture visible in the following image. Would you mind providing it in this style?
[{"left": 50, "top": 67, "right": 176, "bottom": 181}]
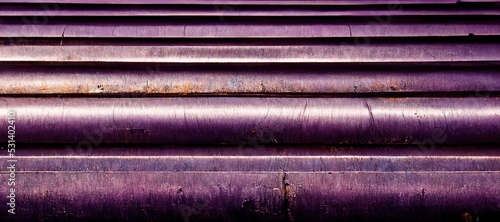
[
  {"left": 1, "top": 147, "right": 500, "bottom": 221},
  {"left": 0, "top": 65, "right": 499, "bottom": 95},
  {"left": 0, "top": 0, "right": 499, "bottom": 221}
]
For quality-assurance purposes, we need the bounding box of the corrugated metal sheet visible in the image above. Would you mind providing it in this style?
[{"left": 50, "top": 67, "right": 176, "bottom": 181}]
[{"left": 0, "top": 0, "right": 499, "bottom": 221}]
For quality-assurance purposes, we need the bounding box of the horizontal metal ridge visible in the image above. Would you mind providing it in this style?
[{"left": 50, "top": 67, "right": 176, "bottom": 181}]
[
  {"left": 0, "top": 0, "right": 479, "bottom": 6},
  {"left": 1, "top": 4, "right": 499, "bottom": 16},
  {"left": 0, "top": 65, "right": 498, "bottom": 95},
  {"left": 1, "top": 97, "right": 498, "bottom": 144},
  {"left": 2, "top": 21, "right": 499, "bottom": 38},
  {"left": 5, "top": 147, "right": 500, "bottom": 171},
  {"left": 1, "top": 42, "right": 499, "bottom": 63},
  {"left": 2, "top": 147, "right": 500, "bottom": 221},
  {"left": 1, "top": 171, "right": 499, "bottom": 221}
]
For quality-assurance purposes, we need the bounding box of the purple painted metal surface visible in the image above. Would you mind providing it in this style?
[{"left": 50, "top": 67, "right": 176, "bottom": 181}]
[
  {"left": 0, "top": 42, "right": 499, "bottom": 63},
  {"left": 0, "top": 0, "right": 467, "bottom": 5},
  {"left": 1, "top": 146, "right": 500, "bottom": 221},
  {"left": 0, "top": 97, "right": 499, "bottom": 144},
  {"left": 2, "top": 5, "right": 500, "bottom": 17},
  {"left": 0, "top": 65, "right": 498, "bottom": 95},
  {"left": 0, "top": 0, "right": 499, "bottom": 221},
  {"left": 1, "top": 17, "right": 499, "bottom": 38},
  {"left": 1, "top": 3, "right": 500, "bottom": 17}
]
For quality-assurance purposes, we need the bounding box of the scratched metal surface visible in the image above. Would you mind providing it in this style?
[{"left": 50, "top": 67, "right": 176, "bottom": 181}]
[
  {"left": 2, "top": 5, "right": 500, "bottom": 17},
  {"left": 1, "top": 146, "right": 500, "bottom": 221},
  {"left": 1, "top": 17, "right": 500, "bottom": 38},
  {"left": 0, "top": 97, "right": 499, "bottom": 144},
  {"left": 0, "top": 0, "right": 499, "bottom": 221},
  {"left": 0, "top": 64, "right": 498, "bottom": 95},
  {"left": 1, "top": 42, "right": 499, "bottom": 63}
]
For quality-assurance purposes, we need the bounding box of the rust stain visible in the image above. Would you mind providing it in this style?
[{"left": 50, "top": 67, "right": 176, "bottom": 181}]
[
  {"left": 146, "top": 80, "right": 154, "bottom": 93},
  {"left": 387, "top": 97, "right": 409, "bottom": 102},
  {"left": 389, "top": 80, "right": 400, "bottom": 91},
  {"left": 369, "top": 82, "right": 386, "bottom": 92},
  {"left": 167, "top": 82, "right": 194, "bottom": 94},
  {"left": 183, "top": 82, "right": 191, "bottom": 94}
]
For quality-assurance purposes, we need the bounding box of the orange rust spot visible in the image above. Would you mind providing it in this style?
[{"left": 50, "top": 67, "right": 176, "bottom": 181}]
[
  {"left": 182, "top": 82, "right": 191, "bottom": 94},
  {"left": 369, "top": 82, "right": 386, "bottom": 92},
  {"left": 58, "top": 84, "right": 78, "bottom": 94},
  {"left": 146, "top": 80, "right": 154, "bottom": 93},
  {"left": 168, "top": 82, "right": 195, "bottom": 94},
  {"left": 389, "top": 80, "right": 400, "bottom": 91}
]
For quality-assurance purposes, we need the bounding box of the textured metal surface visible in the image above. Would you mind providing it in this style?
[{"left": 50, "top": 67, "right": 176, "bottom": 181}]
[
  {"left": 0, "top": 65, "right": 498, "bottom": 95},
  {"left": 1, "top": 18, "right": 499, "bottom": 38},
  {"left": 0, "top": 0, "right": 499, "bottom": 221},
  {"left": 2, "top": 147, "right": 500, "bottom": 221},
  {"left": 2, "top": 5, "right": 500, "bottom": 17},
  {"left": 10, "top": 147, "right": 500, "bottom": 172},
  {"left": 1, "top": 42, "right": 499, "bottom": 63},
  {"left": 0, "top": 97, "right": 499, "bottom": 144}
]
